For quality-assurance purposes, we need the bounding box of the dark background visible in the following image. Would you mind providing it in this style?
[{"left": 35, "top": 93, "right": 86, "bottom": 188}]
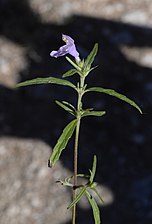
[{"left": 0, "top": 0, "right": 152, "bottom": 224}]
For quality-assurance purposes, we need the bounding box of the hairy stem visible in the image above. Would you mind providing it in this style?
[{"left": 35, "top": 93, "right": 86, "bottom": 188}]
[
  {"left": 72, "top": 76, "right": 85, "bottom": 224},
  {"left": 72, "top": 117, "right": 81, "bottom": 224}
]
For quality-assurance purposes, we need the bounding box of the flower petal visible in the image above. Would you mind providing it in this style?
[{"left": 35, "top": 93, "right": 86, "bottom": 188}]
[
  {"left": 62, "top": 34, "right": 74, "bottom": 44},
  {"left": 68, "top": 45, "right": 79, "bottom": 58},
  {"left": 50, "top": 45, "right": 68, "bottom": 58},
  {"left": 50, "top": 34, "right": 79, "bottom": 60}
]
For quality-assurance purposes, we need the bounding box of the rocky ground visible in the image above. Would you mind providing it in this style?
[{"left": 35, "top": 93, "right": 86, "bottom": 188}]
[{"left": 0, "top": 0, "right": 152, "bottom": 224}]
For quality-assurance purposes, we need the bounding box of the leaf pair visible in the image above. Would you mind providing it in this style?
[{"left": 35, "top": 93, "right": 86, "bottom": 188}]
[
  {"left": 56, "top": 100, "right": 106, "bottom": 119},
  {"left": 67, "top": 155, "right": 103, "bottom": 224},
  {"left": 16, "top": 76, "right": 142, "bottom": 115}
]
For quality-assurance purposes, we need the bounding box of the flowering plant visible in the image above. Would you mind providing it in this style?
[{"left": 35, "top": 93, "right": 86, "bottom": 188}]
[{"left": 16, "top": 34, "right": 142, "bottom": 224}]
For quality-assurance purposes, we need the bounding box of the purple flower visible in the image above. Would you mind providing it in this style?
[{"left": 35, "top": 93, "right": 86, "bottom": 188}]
[{"left": 50, "top": 34, "right": 80, "bottom": 61}]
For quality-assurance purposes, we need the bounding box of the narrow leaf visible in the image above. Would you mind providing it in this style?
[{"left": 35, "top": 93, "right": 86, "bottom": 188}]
[
  {"left": 82, "top": 111, "right": 106, "bottom": 118},
  {"left": 48, "top": 119, "right": 77, "bottom": 167},
  {"left": 76, "top": 174, "right": 90, "bottom": 179},
  {"left": 66, "top": 56, "right": 81, "bottom": 71},
  {"left": 67, "top": 187, "right": 87, "bottom": 209},
  {"left": 90, "top": 155, "right": 97, "bottom": 183},
  {"left": 86, "top": 87, "right": 142, "bottom": 114},
  {"left": 62, "top": 101, "right": 75, "bottom": 110},
  {"left": 55, "top": 101, "right": 75, "bottom": 116},
  {"left": 92, "top": 188, "right": 104, "bottom": 203},
  {"left": 62, "top": 69, "right": 77, "bottom": 78},
  {"left": 66, "top": 174, "right": 90, "bottom": 183},
  {"left": 84, "top": 43, "right": 98, "bottom": 69},
  {"left": 85, "top": 190, "right": 101, "bottom": 224},
  {"left": 16, "top": 76, "right": 76, "bottom": 89}
]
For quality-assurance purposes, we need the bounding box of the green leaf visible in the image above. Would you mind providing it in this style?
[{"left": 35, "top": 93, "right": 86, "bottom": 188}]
[
  {"left": 48, "top": 119, "right": 77, "bottom": 167},
  {"left": 90, "top": 155, "right": 97, "bottom": 183},
  {"left": 66, "top": 174, "right": 90, "bottom": 184},
  {"left": 66, "top": 56, "right": 81, "bottom": 71},
  {"left": 84, "top": 43, "right": 98, "bottom": 69},
  {"left": 67, "top": 187, "right": 87, "bottom": 209},
  {"left": 82, "top": 111, "right": 106, "bottom": 118},
  {"left": 78, "top": 59, "right": 85, "bottom": 68},
  {"left": 16, "top": 76, "right": 76, "bottom": 89},
  {"left": 76, "top": 173, "right": 90, "bottom": 178},
  {"left": 85, "top": 190, "right": 101, "bottom": 224},
  {"left": 55, "top": 101, "right": 75, "bottom": 116},
  {"left": 62, "top": 69, "right": 78, "bottom": 78},
  {"left": 62, "top": 101, "right": 75, "bottom": 110},
  {"left": 91, "top": 188, "right": 104, "bottom": 203},
  {"left": 86, "top": 87, "right": 142, "bottom": 114}
]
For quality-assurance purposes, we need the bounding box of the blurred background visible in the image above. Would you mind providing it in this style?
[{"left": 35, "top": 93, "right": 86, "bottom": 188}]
[{"left": 0, "top": 0, "right": 152, "bottom": 223}]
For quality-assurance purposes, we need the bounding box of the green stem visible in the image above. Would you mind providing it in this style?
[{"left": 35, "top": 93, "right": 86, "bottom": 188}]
[
  {"left": 72, "top": 117, "right": 80, "bottom": 224},
  {"left": 72, "top": 76, "right": 85, "bottom": 224}
]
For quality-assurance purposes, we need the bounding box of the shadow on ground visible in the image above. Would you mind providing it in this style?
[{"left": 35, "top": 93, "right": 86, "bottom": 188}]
[{"left": 0, "top": 1, "right": 152, "bottom": 224}]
